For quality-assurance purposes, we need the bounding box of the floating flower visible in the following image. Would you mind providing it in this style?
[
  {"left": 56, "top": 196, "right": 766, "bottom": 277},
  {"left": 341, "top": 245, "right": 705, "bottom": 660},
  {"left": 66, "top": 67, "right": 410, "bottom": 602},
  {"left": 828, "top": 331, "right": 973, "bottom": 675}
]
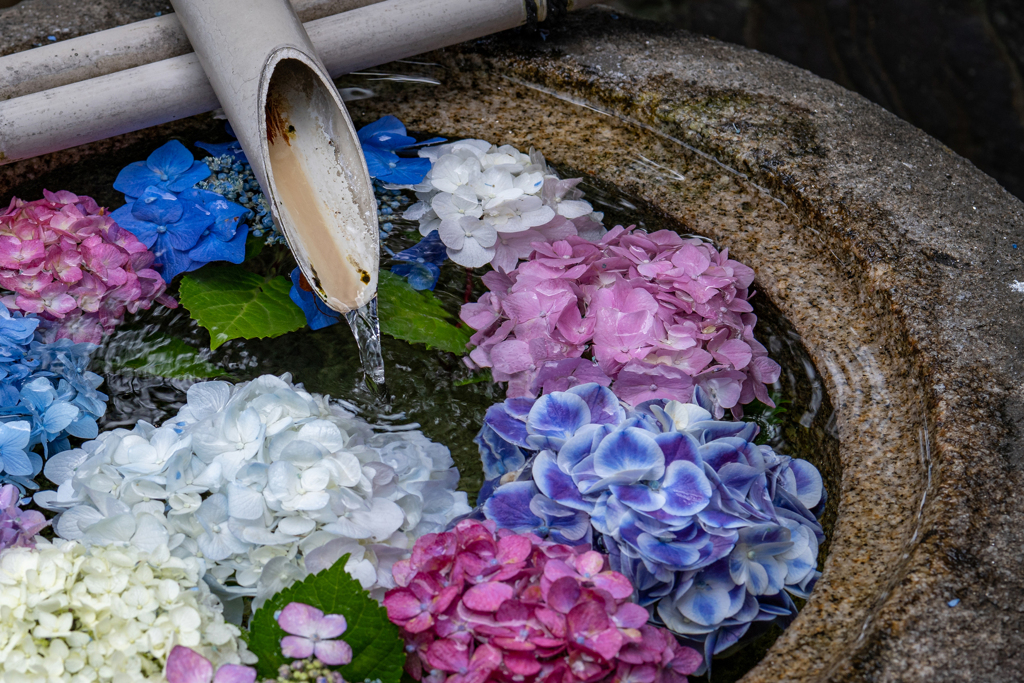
[
  {"left": 462, "top": 227, "right": 781, "bottom": 417},
  {"left": 0, "top": 539, "right": 255, "bottom": 683},
  {"left": 399, "top": 140, "right": 605, "bottom": 269},
  {"left": 166, "top": 646, "right": 257, "bottom": 683},
  {"left": 477, "top": 385, "right": 825, "bottom": 660},
  {"left": 0, "top": 190, "right": 176, "bottom": 343},
  {"left": 277, "top": 602, "right": 353, "bottom": 665},
  {"left": 384, "top": 519, "right": 703, "bottom": 683},
  {"left": 391, "top": 231, "right": 447, "bottom": 291},
  {"left": 38, "top": 374, "right": 471, "bottom": 608},
  {"left": 0, "top": 329, "right": 108, "bottom": 488},
  {"left": 0, "top": 482, "right": 47, "bottom": 549},
  {"left": 114, "top": 139, "right": 212, "bottom": 198},
  {"left": 111, "top": 186, "right": 248, "bottom": 281},
  {"left": 359, "top": 115, "right": 443, "bottom": 186}
]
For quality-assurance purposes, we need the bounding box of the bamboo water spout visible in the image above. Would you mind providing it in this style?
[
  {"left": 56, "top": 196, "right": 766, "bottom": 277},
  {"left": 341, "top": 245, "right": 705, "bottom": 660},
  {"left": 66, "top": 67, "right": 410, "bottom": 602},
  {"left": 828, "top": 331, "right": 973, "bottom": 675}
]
[{"left": 170, "top": 0, "right": 378, "bottom": 313}]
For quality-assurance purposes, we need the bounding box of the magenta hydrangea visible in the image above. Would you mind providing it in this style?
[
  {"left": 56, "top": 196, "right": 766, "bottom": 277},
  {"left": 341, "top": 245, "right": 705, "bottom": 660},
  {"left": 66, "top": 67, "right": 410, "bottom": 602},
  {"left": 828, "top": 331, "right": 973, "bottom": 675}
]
[
  {"left": 0, "top": 483, "right": 47, "bottom": 550},
  {"left": 0, "top": 190, "right": 176, "bottom": 344},
  {"left": 383, "top": 518, "right": 702, "bottom": 683},
  {"left": 460, "top": 227, "right": 781, "bottom": 417}
]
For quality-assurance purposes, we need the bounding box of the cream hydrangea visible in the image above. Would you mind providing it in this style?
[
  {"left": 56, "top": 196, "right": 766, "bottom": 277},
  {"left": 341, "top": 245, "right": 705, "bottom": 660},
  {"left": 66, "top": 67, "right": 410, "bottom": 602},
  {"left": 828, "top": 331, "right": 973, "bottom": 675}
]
[
  {"left": 36, "top": 374, "right": 471, "bottom": 609},
  {"left": 0, "top": 538, "right": 253, "bottom": 683}
]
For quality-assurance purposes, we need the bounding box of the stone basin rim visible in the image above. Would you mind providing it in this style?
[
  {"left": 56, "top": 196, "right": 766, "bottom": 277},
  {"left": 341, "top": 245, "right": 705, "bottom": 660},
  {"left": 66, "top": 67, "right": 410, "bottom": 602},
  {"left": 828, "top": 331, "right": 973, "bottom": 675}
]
[{"left": 1, "top": 8, "right": 1022, "bottom": 683}]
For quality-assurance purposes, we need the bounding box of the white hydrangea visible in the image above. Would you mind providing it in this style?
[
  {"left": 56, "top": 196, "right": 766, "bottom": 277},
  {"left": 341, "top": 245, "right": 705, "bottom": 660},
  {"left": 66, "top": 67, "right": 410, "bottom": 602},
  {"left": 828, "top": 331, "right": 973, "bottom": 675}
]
[
  {"left": 399, "top": 139, "right": 606, "bottom": 269},
  {"left": 0, "top": 538, "right": 253, "bottom": 683},
  {"left": 36, "top": 374, "right": 471, "bottom": 609}
]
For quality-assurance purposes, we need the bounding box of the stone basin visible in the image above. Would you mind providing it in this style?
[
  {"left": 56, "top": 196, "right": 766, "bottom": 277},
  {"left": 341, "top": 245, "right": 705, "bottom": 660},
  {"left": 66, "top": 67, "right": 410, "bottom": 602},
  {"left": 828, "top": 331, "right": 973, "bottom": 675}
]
[{"left": 2, "top": 6, "right": 1023, "bottom": 682}]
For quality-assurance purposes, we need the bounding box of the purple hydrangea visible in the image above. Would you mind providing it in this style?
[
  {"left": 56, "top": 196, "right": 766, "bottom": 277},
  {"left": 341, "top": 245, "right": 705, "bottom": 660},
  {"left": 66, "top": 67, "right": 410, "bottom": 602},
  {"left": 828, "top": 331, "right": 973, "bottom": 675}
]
[{"left": 476, "top": 383, "right": 825, "bottom": 662}]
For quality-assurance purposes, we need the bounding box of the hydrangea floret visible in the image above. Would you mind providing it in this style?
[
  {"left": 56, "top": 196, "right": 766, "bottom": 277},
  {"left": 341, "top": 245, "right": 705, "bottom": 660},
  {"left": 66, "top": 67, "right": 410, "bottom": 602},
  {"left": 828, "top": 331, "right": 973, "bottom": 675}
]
[
  {"left": 0, "top": 483, "right": 47, "bottom": 549},
  {"left": 461, "top": 226, "right": 781, "bottom": 417},
  {"left": 0, "top": 538, "right": 255, "bottom": 683},
  {"left": 0, "top": 190, "right": 175, "bottom": 343},
  {"left": 399, "top": 140, "right": 605, "bottom": 269},
  {"left": 277, "top": 602, "right": 353, "bottom": 666},
  {"left": 476, "top": 384, "right": 824, "bottom": 660},
  {"left": 166, "top": 646, "right": 257, "bottom": 683},
  {"left": 198, "top": 153, "right": 280, "bottom": 244},
  {"left": 390, "top": 231, "right": 447, "bottom": 292},
  {"left": 36, "top": 373, "right": 471, "bottom": 608},
  {"left": 359, "top": 116, "right": 443, "bottom": 186},
  {"left": 384, "top": 518, "right": 703, "bottom": 683},
  {"left": 114, "top": 139, "right": 212, "bottom": 198}
]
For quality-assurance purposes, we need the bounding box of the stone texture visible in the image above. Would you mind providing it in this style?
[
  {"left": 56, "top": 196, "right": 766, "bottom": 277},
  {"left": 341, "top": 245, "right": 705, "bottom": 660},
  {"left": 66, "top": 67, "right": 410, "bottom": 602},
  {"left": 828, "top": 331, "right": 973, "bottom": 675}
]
[
  {"left": 610, "top": 0, "right": 1024, "bottom": 203},
  {"left": 0, "top": 0, "right": 170, "bottom": 56},
  {"left": 1, "top": 4, "right": 1023, "bottom": 682}
]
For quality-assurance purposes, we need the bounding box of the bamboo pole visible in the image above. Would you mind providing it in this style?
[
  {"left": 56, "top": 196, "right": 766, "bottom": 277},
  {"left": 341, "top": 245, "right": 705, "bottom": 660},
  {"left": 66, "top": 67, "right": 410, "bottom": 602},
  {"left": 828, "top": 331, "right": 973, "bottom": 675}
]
[{"left": 0, "top": 0, "right": 388, "bottom": 100}]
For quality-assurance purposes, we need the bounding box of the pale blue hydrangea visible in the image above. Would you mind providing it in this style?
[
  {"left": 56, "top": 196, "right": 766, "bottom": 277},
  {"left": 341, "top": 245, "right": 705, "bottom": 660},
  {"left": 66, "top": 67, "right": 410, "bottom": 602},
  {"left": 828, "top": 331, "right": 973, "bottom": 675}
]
[{"left": 0, "top": 307, "right": 107, "bottom": 490}]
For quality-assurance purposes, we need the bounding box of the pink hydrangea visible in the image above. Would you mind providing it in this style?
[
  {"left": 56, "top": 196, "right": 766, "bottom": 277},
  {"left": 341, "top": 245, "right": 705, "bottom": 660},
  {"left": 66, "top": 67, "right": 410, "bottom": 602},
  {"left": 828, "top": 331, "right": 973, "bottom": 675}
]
[
  {"left": 384, "top": 519, "right": 702, "bottom": 683},
  {"left": 0, "top": 190, "right": 176, "bottom": 343},
  {"left": 460, "top": 227, "right": 781, "bottom": 417}
]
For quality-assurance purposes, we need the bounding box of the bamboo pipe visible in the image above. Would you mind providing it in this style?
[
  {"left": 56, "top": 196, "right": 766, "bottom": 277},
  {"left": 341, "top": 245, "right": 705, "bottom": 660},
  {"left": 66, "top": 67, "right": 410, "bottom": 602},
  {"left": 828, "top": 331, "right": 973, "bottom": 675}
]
[
  {"left": 0, "top": 0, "right": 603, "bottom": 167},
  {"left": 167, "top": 0, "right": 379, "bottom": 313},
  {"left": 0, "top": 0, "right": 388, "bottom": 100}
]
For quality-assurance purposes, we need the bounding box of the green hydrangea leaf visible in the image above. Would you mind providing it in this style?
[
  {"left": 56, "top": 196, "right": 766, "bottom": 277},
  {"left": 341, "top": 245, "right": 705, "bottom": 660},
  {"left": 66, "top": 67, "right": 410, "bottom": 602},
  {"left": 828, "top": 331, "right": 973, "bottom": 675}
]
[
  {"left": 179, "top": 264, "right": 306, "bottom": 350},
  {"left": 99, "top": 331, "right": 225, "bottom": 380},
  {"left": 377, "top": 270, "right": 471, "bottom": 354},
  {"left": 247, "top": 554, "right": 405, "bottom": 683}
]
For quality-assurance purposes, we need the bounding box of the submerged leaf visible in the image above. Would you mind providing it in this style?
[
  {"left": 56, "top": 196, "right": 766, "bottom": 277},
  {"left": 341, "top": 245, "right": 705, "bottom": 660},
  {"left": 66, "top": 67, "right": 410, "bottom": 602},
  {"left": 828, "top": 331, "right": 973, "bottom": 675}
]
[
  {"left": 101, "top": 332, "right": 224, "bottom": 380},
  {"left": 179, "top": 264, "right": 306, "bottom": 349},
  {"left": 247, "top": 554, "right": 405, "bottom": 683},
  {"left": 377, "top": 270, "right": 471, "bottom": 354}
]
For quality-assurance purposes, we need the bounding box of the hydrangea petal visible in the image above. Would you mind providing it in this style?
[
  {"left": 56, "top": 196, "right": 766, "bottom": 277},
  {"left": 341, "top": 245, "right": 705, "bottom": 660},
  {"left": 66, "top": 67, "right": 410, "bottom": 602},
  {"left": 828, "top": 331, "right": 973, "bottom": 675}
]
[
  {"left": 592, "top": 427, "right": 665, "bottom": 479},
  {"left": 165, "top": 645, "right": 214, "bottom": 683},
  {"left": 313, "top": 639, "right": 353, "bottom": 666}
]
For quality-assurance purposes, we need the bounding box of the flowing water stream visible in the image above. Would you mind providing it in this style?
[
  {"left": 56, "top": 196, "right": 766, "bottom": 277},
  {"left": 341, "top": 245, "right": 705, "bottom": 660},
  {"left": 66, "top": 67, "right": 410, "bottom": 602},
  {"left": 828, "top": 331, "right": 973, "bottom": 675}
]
[{"left": 345, "top": 297, "right": 386, "bottom": 391}]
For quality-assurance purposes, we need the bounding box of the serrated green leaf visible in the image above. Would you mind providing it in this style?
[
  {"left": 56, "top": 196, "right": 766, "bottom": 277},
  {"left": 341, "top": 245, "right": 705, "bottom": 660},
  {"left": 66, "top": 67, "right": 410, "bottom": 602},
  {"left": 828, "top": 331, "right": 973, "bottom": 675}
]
[
  {"left": 247, "top": 555, "right": 405, "bottom": 683},
  {"left": 100, "top": 332, "right": 225, "bottom": 380},
  {"left": 179, "top": 264, "right": 307, "bottom": 350},
  {"left": 377, "top": 270, "right": 472, "bottom": 354}
]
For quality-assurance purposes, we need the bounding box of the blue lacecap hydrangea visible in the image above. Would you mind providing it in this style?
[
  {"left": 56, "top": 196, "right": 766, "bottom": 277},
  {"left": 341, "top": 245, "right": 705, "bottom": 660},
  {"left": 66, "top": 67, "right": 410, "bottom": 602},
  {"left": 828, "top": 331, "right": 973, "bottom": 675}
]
[
  {"left": 475, "top": 382, "right": 826, "bottom": 663},
  {"left": 0, "top": 303, "right": 107, "bottom": 490}
]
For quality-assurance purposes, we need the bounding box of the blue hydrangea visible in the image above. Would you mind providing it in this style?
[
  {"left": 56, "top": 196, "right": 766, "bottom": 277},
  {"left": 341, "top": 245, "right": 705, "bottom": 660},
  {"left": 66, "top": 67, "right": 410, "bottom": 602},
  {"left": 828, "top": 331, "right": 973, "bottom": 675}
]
[
  {"left": 0, "top": 307, "right": 107, "bottom": 490},
  {"left": 197, "top": 153, "right": 284, "bottom": 246},
  {"left": 288, "top": 267, "right": 342, "bottom": 330},
  {"left": 358, "top": 116, "right": 443, "bottom": 185},
  {"left": 113, "top": 140, "right": 212, "bottom": 199},
  {"left": 476, "top": 383, "right": 825, "bottom": 662},
  {"left": 390, "top": 231, "right": 446, "bottom": 290},
  {"left": 110, "top": 186, "right": 249, "bottom": 281}
]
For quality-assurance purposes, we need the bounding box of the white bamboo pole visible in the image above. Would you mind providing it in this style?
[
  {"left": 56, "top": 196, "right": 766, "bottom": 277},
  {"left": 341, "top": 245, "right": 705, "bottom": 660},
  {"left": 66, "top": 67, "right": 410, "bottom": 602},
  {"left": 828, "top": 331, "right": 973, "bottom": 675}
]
[
  {"left": 0, "top": 0, "right": 575, "bottom": 166},
  {"left": 168, "top": 0, "right": 380, "bottom": 313},
  {"left": 0, "top": 0, "right": 387, "bottom": 100}
]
